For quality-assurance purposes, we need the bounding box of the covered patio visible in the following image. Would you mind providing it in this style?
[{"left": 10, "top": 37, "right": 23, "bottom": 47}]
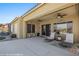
[{"left": 23, "top": 4, "right": 79, "bottom": 44}]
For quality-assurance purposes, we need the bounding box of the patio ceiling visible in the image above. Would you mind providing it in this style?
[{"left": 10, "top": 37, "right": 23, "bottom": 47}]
[
  {"left": 32, "top": 4, "right": 76, "bottom": 22},
  {"left": 23, "top": 3, "right": 75, "bottom": 22}
]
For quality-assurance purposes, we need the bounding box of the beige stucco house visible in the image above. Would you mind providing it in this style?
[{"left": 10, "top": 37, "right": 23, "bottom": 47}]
[{"left": 11, "top": 3, "right": 79, "bottom": 43}]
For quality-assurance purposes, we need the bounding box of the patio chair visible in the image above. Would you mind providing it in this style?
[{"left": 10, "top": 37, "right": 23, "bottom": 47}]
[
  {"left": 59, "top": 33, "right": 74, "bottom": 48},
  {"left": 31, "top": 33, "right": 36, "bottom": 37},
  {"left": 27, "top": 34, "right": 31, "bottom": 38},
  {"left": 65, "top": 33, "right": 74, "bottom": 43},
  {"left": 45, "top": 32, "right": 55, "bottom": 42}
]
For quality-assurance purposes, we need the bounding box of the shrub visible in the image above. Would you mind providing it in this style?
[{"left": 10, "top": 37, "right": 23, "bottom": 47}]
[{"left": 0, "top": 37, "right": 5, "bottom": 40}]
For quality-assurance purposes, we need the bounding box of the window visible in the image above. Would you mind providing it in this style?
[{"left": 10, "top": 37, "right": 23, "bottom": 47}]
[
  {"left": 27, "top": 24, "right": 35, "bottom": 33},
  {"left": 67, "top": 22, "right": 73, "bottom": 33},
  {"left": 32, "top": 24, "right": 35, "bottom": 33},
  {"left": 54, "top": 21, "right": 72, "bottom": 33},
  {"left": 56, "top": 23, "right": 67, "bottom": 33},
  {"left": 27, "top": 24, "right": 31, "bottom": 33}
]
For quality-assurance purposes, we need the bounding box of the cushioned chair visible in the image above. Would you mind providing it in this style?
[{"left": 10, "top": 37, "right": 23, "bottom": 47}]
[
  {"left": 65, "top": 33, "right": 74, "bottom": 43},
  {"left": 59, "top": 33, "right": 74, "bottom": 48},
  {"left": 45, "top": 32, "right": 55, "bottom": 42}
]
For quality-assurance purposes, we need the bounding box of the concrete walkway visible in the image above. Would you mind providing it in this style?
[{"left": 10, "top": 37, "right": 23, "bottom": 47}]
[{"left": 0, "top": 37, "right": 75, "bottom": 56}]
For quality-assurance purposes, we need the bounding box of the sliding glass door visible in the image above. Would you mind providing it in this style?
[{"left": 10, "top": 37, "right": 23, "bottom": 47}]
[{"left": 41, "top": 24, "right": 51, "bottom": 36}]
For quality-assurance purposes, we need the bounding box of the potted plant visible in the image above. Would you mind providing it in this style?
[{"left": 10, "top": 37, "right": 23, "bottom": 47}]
[{"left": 11, "top": 34, "right": 17, "bottom": 38}]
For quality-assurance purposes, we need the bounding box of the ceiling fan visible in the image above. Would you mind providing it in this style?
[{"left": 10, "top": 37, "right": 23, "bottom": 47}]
[
  {"left": 57, "top": 13, "right": 67, "bottom": 19},
  {"left": 38, "top": 19, "right": 42, "bottom": 22}
]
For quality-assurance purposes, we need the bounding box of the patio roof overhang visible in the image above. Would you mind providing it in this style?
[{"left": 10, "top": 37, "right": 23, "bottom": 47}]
[{"left": 23, "top": 3, "right": 76, "bottom": 22}]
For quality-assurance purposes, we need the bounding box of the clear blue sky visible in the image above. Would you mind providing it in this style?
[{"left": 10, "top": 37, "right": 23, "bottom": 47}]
[{"left": 0, "top": 3, "right": 37, "bottom": 24}]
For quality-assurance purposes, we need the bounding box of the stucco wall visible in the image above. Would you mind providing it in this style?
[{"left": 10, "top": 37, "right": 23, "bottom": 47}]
[{"left": 11, "top": 17, "right": 23, "bottom": 39}]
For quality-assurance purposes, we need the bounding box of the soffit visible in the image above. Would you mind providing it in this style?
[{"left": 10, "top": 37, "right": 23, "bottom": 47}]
[{"left": 24, "top": 3, "right": 75, "bottom": 21}]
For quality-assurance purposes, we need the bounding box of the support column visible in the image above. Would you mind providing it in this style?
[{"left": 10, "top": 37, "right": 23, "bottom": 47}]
[
  {"left": 23, "top": 21, "right": 26, "bottom": 38},
  {"left": 74, "top": 4, "right": 79, "bottom": 43},
  {"left": 18, "top": 17, "right": 23, "bottom": 39}
]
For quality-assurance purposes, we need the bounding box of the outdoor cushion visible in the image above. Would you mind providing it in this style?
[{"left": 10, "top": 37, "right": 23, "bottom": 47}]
[
  {"left": 45, "top": 32, "right": 55, "bottom": 42},
  {"left": 65, "top": 33, "right": 74, "bottom": 44},
  {"left": 47, "top": 32, "right": 55, "bottom": 40}
]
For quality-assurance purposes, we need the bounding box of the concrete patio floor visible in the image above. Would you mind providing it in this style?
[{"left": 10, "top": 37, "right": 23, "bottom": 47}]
[{"left": 0, "top": 37, "right": 75, "bottom": 56}]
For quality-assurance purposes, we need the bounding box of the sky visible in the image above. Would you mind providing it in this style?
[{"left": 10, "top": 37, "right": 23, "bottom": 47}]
[{"left": 0, "top": 3, "right": 37, "bottom": 24}]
